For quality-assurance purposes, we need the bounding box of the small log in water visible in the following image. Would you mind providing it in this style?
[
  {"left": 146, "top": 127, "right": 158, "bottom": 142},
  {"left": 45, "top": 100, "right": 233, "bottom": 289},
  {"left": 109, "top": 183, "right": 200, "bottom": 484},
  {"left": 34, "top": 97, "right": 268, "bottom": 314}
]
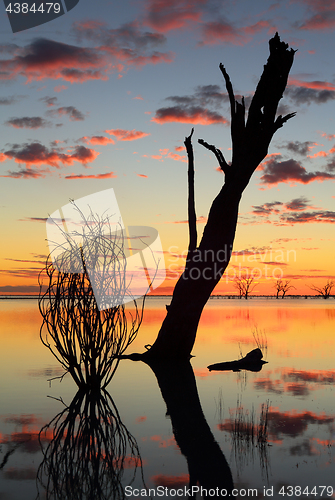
[{"left": 207, "top": 348, "right": 268, "bottom": 373}]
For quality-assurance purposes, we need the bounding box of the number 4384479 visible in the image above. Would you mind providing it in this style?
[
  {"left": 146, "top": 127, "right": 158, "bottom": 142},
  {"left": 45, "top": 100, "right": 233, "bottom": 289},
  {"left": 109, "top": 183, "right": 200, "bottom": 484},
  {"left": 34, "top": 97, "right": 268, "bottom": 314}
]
[
  {"left": 5, "top": 3, "right": 61, "bottom": 14},
  {"left": 279, "top": 486, "right": 334, "bottom": 496}
]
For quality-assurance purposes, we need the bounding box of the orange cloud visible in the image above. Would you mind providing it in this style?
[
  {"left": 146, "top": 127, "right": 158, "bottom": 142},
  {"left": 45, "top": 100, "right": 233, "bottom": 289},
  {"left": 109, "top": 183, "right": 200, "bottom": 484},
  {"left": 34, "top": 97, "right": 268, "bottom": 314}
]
[
  {"left": 166, "top": 152, "right": 187, "bottom": 162},
  {"left": 321, "top": 132, "right": 335, "bottom": 140},
  {"left": 65, "top": 172, "right": 117, "bottom": 179},
  {"left": 105, "top": 129, "right": 150, "bottom": 141},
  {"left": 308, "top": 146, "right": 335, "bottom": 158},
  {"left": 80, "top": 136, "right": 115, "bottom": 145},
  {"left": 137, "top": 173, "right": 148, "bottom": 178}
]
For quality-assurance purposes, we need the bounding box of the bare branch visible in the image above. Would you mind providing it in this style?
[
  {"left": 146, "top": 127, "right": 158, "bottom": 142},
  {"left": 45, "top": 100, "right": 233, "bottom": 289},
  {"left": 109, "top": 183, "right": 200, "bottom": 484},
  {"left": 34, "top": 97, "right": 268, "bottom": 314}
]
[
  {"left": 274, "top": 112, "right": 296, "bottom": 131},
  {"left": 198, "top": 138, "right": 230, "bottom": 174},
  {"left": 219, "top": 63, "right": 235, "bottom": 117},
  {"left": 184, "top": 128, "right": 197, "bottom": 252},
  {"left": 219, "top": 64, "right": 246, "bottom": 162}
]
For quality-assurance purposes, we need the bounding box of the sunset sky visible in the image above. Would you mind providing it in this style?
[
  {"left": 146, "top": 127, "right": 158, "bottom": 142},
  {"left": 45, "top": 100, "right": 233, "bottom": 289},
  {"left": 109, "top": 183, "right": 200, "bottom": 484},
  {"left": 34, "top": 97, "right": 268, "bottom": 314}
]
[{"left": 0, "top": 0, "right": 334, "bottom": 296}]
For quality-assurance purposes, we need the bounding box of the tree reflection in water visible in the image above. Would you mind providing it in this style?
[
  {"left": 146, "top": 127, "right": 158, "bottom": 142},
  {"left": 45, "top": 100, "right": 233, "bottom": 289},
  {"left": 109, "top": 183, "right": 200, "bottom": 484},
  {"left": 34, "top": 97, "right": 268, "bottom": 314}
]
[
  {"left": 37, "top": 389, "right": 144, "bottom": 500},
  {"left": 143, "top": 359, "right": 235, "bottom": 497}
]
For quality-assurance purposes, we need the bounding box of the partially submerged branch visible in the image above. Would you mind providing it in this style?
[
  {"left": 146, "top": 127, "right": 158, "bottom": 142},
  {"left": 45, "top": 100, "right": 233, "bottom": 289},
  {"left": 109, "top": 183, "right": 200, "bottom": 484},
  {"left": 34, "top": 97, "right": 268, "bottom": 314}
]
[{"left": 208, "top": 348, "right": 267, "bottom": 373}]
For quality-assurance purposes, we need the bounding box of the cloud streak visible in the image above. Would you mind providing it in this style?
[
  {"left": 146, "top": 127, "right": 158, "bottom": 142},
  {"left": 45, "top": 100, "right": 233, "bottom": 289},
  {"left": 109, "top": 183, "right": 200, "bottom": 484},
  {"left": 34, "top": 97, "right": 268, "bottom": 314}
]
[
  {"left": 105, "top": 129, "right": 150, "bottom": 141},
  {"left": 65, "top": 172, "right": 117, "bottom": 179},
  {"left": 47, "top": 106, "right": 85, "bottom": 121},
  {"left": 5, "top": 116, "right": 50, "bottom": 129}
]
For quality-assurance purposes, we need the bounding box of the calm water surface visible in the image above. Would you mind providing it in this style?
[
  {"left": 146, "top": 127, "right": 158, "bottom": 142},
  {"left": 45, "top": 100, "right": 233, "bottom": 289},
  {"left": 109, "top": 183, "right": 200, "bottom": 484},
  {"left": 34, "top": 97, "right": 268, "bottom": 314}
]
[{"left": 1, "top": 297, "right": 335, "bottom": 499}]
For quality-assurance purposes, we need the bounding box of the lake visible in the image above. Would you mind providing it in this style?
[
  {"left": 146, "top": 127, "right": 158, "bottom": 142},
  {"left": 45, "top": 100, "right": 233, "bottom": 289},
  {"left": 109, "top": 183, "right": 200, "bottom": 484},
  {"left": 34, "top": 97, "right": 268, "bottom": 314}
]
[{"left": 1, "top": 297, "right": 335, "bottom": 499}]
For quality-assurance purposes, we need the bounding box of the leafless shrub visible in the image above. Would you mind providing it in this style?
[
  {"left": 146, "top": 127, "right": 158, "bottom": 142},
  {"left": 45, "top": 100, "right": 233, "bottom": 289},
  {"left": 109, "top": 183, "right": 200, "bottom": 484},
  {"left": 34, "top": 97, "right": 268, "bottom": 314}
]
[{"left": 39, "top": 206, "right": 145, "bottom": 389}]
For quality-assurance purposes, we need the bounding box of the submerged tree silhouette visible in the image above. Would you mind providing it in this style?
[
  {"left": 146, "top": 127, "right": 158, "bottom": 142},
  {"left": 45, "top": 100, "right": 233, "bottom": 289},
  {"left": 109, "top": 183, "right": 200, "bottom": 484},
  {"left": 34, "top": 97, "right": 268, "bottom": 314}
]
[
  {"left": 37, "top": 389, "right": 144, "bottom": 499},
  {"left": 234, "top": 274, "right": 257, "bottom": 299},
  {"left": 131, "top": 33, "right": 296, "bottom": 360},
  {"left": 309, "top": 280, "right": 334, "bottom": 299},
  {"left": 39, "top": 207, "right": 144, "bottom": 389},
  {"left": 274, "top": 279, "right": 295, "bottom": 299}
]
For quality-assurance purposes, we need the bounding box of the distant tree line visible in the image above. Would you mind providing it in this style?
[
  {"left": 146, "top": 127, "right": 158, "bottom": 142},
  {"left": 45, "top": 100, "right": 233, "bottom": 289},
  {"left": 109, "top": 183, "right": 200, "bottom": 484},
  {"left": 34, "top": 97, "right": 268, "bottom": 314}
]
[{"left": 231, "top": 276, "right": 334, "bottom": 299}]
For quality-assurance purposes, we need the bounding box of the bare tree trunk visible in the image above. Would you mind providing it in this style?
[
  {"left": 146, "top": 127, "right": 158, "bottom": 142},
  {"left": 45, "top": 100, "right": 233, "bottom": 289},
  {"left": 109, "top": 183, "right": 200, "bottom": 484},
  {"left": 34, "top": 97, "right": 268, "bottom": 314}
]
[{"left": 141, "top": 33, "right": 295, "bottom": 360}]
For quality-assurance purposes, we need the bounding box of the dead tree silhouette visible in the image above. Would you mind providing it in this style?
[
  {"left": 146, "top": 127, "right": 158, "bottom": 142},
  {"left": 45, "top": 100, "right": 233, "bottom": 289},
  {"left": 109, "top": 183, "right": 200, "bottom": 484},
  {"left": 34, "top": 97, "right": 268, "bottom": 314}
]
[{"left": 136, "top": 33, "right": 296, "bottom": 360}]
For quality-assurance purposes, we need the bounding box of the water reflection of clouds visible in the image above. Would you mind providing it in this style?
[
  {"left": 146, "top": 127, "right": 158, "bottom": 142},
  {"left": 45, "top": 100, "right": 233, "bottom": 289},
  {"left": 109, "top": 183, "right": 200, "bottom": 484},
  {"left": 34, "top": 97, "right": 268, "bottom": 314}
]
[
  {"left": 151, "top": 473, "right": 189, "bottom": 488},
  {"left": 289, "top": 439, "right": 318, "bottom": 456},
  {"left": 267, "top": 409, "right": 334, "bottom": 439},
  {"left": 254, "top": 368, "right": 335, "bottom": 399},
  {"left": 149, "top": 435, "right": 177, "bottom": 449},
  {"left": 0, "top": 414, "right": 52, "bottom": 454},
  {"left": 2, "top": 467, "right": 37, "bottom": 480},
  {"left": 27, "top": 366, "right": 65, "bottom": 378}
]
